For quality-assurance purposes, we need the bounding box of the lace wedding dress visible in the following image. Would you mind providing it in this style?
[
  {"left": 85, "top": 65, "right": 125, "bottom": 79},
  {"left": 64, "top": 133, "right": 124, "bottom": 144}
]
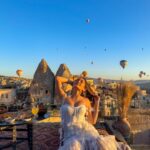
[{"left": 59, "top": 104, "right": 131, "bottom": 150}]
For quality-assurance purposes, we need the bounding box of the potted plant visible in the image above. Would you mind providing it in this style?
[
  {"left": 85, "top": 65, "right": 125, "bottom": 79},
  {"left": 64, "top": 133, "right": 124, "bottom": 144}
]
[{"left": 112, "top": 82, "right": 139, "bottom": 138}]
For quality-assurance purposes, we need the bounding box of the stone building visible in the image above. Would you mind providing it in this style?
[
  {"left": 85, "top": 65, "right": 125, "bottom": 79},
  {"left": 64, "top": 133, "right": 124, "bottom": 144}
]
[
  {"left": 131, "top": 89, "right": 149, "bottom": 108},
  {"left": 29, "top": 59, "right": 55, "bottom": 104},
  {"left": 106, "top": 82, "right": 118, "bottom": 89},
  {"left": 101, "top": 95, "right": 118, "bottom": 116},
  {"left": 0, "top": 88, "right": 16, "bottom": 106},
  {"left": 86, "top": 79, "right": 94, "bottom": 85}
]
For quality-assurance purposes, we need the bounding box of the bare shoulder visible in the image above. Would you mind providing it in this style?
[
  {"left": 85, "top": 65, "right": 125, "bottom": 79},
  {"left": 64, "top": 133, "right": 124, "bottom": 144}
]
[
  {"left": 64, "top": 96, "right": 73, "bottom": 105},
  {"left": 83, "top": 97, "right": 91, "bottom": 109}
]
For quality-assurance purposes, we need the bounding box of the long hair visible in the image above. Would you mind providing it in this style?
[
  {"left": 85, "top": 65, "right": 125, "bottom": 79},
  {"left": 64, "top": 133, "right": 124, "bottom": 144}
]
[
  {"left": 82, "top": 79, "right": 98, "bottom": 106},
  {"left": 85, "top": 80, "right": 98, "bottom": 96},
  {"left": 69, "top": 76, "right": 98, "bottom": 102}
]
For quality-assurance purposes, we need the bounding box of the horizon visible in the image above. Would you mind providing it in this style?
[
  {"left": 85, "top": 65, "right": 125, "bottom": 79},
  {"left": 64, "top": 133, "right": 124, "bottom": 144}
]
[
  {"left": 0, "top": 0, "right": 150, "bottom": 80},
  {"left": 1, "top": 60, "right": 150, "bottom": 82}
]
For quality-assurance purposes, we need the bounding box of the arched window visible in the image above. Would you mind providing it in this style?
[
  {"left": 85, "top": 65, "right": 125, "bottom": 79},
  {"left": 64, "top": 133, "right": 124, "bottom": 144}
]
[
  {"left": 1, "top": 94, "right": 4, "bottom": 98},
  {"left": 5, "top": 94, "right": 8, "bottom": 98},
  {"left": 45, "top": 90, "right": 49, "bottom": 94}
]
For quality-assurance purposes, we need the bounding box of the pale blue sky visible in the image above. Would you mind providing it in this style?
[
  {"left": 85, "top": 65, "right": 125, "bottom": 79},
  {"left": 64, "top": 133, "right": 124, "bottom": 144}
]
[{"left": 0, "top": 0, "right": 150, "bottom": 80}]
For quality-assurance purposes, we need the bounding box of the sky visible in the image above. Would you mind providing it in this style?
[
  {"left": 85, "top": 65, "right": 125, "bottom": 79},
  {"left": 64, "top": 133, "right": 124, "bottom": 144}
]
[{"left": 0, "top": 0, "right": 150, "bottom": 80}]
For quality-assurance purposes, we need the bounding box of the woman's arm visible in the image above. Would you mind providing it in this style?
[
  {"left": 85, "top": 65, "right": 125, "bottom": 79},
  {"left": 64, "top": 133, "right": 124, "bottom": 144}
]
[
  {"left": 55, "top": 76, "right": 69, "bottom": 100},
  {"left": 86, "top": 96, "right": 100, "bottom": 124}
]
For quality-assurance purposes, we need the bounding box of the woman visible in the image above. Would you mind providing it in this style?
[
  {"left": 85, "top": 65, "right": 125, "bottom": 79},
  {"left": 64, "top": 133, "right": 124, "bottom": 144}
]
[{"left": 56, "top": 76, "right": 131, "bottom": 150}]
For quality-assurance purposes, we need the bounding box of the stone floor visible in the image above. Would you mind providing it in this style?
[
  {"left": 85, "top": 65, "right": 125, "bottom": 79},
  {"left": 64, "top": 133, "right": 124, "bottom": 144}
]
[
  {"left": 0, "top": 121, "right": 109, "bottom": 150},
  {"left": 0, "top": 123, "right": 60, "bottom": 150},
  {"left": 0, "top": 120, "right": 149, "bottom": 150}
]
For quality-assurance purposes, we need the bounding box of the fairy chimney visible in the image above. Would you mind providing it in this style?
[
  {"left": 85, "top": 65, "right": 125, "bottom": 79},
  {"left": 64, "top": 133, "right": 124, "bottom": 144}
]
[
  {"left": 56, "top": 64, "right": 72, "bottom": 78},
  {"left": 29, "top": 59, "right": 55, "bottom": 104}
]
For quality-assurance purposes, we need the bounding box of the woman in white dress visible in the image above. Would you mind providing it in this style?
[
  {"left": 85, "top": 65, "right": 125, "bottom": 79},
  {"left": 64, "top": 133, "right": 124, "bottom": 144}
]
[{"left": 56, "top": 76, "right": 131, "bottom": 150}]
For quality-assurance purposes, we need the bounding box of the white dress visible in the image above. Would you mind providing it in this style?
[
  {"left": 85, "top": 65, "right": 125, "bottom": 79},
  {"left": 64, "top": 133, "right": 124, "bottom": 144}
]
[{"left": 59, "top": 104, "right": 131, "bottom": 150}]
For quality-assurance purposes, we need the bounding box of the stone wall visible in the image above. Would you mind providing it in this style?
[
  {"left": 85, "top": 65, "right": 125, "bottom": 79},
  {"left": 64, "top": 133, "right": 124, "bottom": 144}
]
[{"left": 128, "top": 108, "right": 150, "bottom": 145}]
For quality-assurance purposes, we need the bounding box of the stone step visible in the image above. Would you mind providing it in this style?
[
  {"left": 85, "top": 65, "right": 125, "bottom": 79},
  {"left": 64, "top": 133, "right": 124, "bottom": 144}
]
[{"left": 130, "top": 145, "right": 150, "bottom": 150}]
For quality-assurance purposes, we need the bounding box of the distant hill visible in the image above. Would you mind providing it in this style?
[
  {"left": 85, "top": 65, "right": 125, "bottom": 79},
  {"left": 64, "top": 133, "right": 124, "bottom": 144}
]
[
  {"left": 1, "top": 74, "right": 150, "bottom": 91},
  {"left": 0, "top": 75, "right": 32, "bottom": 89},
  {"left": 134, "top": 80, "right": 150, "bottom": 84},
  {"left": 0, "top": 75, "right": 32, "bottom": 80},
  {"left": 91, "top": 78, "right": 150, "bottom": 92},
  {"left": 87, "top": 78, "right": 123, "bottom": 86},
  {"left": 133, "top": 80, "right": 150, "bottom": 93},
  {"left": 136, "top": 82, "right": 150, "bottom": 90}
]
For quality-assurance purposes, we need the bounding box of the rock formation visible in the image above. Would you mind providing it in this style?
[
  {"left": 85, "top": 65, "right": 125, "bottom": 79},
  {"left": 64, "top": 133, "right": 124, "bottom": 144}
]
[
  {"left": 56, "top": 64, "right": 72, "bottom": 78},
  {"left": 29, "top": 59, "right": 55, "bottom": 104}
]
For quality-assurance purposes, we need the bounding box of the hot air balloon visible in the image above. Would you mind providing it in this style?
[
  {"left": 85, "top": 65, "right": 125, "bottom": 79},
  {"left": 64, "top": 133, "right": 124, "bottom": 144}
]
[
  {"left": 139, "top": 71, "right": 146, "bottom": 77},
  {"left": 139, "top": 74, "right": 142, "bottom": 78},
  {"left": 120, "top": 60, "right": 128, "bottom": 69},
  {"left": 16, "top": 69, "right": 23, "bottom": 77},
  {"left": 140, "top": 71, "right": 143, "bottom": 74},
  {"left": 86, "top": 19, "right": 90, "bottom": 23}
]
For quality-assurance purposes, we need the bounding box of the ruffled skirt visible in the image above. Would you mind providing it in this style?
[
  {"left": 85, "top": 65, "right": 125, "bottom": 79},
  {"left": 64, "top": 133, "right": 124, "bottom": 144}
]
[{"left": 58, "top": 121, "right": 131, "bottom": 150}]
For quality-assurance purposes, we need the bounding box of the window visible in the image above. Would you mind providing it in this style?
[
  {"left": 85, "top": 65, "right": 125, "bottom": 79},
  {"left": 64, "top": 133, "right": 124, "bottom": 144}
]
[
  {"left": 1, "top": 94, "right": 4, "bottom": 98},
  {"left": 45, "top": 90, "right": 48, "bottom": 94},
  {"left": 107, "top": 103, "right": 111, "bottom": 107},
  {"left": 5, "top": 94, "right": 8, "bottom": 98}
]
